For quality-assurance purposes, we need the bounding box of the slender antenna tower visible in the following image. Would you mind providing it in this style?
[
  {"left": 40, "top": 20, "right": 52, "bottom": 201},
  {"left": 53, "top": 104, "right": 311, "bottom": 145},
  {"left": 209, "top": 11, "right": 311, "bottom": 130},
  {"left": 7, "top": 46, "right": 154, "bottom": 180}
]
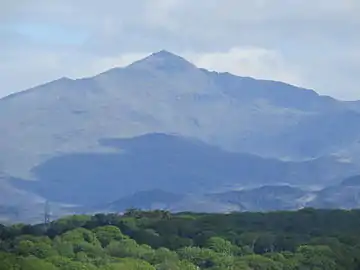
[{"left": 44, "top": 200, "right": 51, "bottom": 226}]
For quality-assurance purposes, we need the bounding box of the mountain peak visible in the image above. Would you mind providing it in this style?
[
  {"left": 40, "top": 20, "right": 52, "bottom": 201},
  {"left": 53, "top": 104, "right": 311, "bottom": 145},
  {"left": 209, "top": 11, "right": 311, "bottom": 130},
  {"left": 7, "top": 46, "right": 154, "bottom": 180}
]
[
  {"left": 153, "top": 50, "right": 179, "bottom": 57},
  {"left": 126, "top": 50, "right": 197, "bottom": 72}
]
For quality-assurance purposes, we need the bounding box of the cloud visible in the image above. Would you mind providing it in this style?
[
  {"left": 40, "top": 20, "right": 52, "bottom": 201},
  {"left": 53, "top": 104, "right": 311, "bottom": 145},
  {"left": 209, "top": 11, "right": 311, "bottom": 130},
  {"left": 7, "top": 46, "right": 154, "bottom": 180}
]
[
  {"left": 186, "top": 48, "right": 303, "bottom": 87},
  {"left": 1, "top": 1, "right": 360, "bottom": 100}
]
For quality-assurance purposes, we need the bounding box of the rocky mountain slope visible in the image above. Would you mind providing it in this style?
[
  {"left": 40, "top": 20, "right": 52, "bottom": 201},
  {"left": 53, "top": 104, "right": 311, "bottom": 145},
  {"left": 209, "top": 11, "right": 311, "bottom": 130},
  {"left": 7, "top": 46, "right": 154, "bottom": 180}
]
[{"left": 1, "top": 50, "right": 360, "bottom": 221}]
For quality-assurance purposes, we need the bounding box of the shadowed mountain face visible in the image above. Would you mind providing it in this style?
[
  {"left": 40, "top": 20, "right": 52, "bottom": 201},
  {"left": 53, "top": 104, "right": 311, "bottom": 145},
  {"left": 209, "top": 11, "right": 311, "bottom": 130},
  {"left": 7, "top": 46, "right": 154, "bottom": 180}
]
[
  {"left": 12, "top": 134, "right": 357, "bottom": 206},
  {"left": 1, "top": 51, "right": 360, "bottom": 220}
]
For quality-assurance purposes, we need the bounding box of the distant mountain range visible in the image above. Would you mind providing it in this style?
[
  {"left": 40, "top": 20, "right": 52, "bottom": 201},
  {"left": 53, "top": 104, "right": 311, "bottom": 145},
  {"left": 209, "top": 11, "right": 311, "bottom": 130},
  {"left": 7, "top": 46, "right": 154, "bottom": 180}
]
[
  {"left": 1, "top": 50, "right": 360, "bottom": 222},
  {"left": 100, "top": 175, "right": 360, "bottom": 214}
]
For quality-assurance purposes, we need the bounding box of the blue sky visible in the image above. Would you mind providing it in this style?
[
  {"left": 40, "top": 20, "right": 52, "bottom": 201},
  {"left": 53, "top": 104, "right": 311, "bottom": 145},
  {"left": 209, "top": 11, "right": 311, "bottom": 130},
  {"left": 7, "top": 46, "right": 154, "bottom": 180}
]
[{"left": 1, "top": 0, "right": 360, "bottom": 100}]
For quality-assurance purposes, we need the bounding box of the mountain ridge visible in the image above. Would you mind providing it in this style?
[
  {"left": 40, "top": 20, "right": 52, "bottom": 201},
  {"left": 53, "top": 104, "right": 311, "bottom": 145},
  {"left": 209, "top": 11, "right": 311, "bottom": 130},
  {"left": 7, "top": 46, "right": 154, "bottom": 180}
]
[{"left": 1, "top": 50, "right": 350, "bottom": 101}]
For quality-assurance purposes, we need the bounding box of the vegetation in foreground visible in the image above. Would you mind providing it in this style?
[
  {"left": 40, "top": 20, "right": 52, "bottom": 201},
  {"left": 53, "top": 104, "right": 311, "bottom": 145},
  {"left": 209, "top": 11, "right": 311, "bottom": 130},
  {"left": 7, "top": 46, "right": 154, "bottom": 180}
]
[{"left": 1, "top": 208, "right": 360, "bottom": 269}]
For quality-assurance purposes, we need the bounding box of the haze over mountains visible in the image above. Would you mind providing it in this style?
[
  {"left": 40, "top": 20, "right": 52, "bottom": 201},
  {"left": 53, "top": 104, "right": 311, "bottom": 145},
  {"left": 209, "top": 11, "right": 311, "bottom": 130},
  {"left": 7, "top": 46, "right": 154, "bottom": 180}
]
[{"left": 1, "top": 50, "right": 360, "bottom": 222}]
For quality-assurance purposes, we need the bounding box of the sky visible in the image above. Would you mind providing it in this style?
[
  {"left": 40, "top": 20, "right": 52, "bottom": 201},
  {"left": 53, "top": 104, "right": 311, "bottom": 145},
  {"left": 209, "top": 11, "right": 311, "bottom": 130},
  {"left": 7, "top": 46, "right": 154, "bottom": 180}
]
[{"left": 1, "top": 0, "right": 360, "bottom": 100}]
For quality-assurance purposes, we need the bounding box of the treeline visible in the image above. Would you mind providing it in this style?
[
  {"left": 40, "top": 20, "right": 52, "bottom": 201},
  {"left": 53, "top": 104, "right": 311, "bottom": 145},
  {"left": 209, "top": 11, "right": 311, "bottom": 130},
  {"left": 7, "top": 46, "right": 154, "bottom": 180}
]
[{"left": 1, "top": 208, "right": 360, "bottom": 269}]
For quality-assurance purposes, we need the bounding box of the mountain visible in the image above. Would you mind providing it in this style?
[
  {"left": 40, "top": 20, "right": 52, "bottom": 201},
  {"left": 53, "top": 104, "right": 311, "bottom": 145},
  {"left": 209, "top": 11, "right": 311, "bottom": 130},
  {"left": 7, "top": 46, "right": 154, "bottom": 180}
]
[
  {"left": 1, "top": 51, "right": 360, "bottom": 178},
  {"left": 1, "top": 50, "right": 360, "bottom": 221}
]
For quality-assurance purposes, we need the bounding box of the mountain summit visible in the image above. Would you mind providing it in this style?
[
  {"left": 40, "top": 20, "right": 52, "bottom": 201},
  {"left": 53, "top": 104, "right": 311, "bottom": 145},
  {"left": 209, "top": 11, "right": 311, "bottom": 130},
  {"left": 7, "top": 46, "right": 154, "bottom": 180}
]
[{"left": 126, "top": 50, "right": 197, "bottom": 72}]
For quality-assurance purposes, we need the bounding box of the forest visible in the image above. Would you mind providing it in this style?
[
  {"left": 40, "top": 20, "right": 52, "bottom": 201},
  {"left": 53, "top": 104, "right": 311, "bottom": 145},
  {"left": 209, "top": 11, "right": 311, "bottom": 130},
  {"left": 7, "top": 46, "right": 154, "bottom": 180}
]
[{"left": 1, "top": 208, "right": 360, "bottom": 269}]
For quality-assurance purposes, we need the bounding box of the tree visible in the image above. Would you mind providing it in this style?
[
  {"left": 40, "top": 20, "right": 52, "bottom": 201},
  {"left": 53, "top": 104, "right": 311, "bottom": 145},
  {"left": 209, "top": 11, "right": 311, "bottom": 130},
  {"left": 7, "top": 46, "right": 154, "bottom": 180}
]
[
  {"left": 47, "top": 255, "right": 98, "bottom": 270},
  {"left": 178, "top": 246, "right": 219, "bottom": 268},
  {"left": 15, "top": 240, "right": 34, "bottom": 256},
  {"left": 151, "top": 247, "right": 179, "bottom": 265},
  {"left": 295, "top": 245, "right": 338, "bottom": 270},
  {"left": 73, "top": 241, "right": 105, "bottom": 258},
  {"left": 53, "top": 237, "right": 75, "bottom": 258},
  {"left": 0, "top": 252, "right": 19, "bottom": 270},
  {"left": 106, "top": 239, "right": 154, "bottom": 261},
  {"left": 48, "top": 215, "right": 92, "bottom": 237},
  {"left": 61, "top": 228, "right": 100, "bottom": 246},
  {"left": 19, "top": 256, "right": 58, "bottom": 270},
  {"left": 156, "top": 259, "right": 198, "bottom": 270},
  {"left": 238, "top": 254, "right": 283, "bottom": 270},
  {"left": 205, "top": 236, "right": 235, "bottom": 255},
  {"left": 100, "top": 258, "right": 156, "bottom": 270},
  {"left": 94, "top": 225, "right": 127, "bottom": 247}
]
